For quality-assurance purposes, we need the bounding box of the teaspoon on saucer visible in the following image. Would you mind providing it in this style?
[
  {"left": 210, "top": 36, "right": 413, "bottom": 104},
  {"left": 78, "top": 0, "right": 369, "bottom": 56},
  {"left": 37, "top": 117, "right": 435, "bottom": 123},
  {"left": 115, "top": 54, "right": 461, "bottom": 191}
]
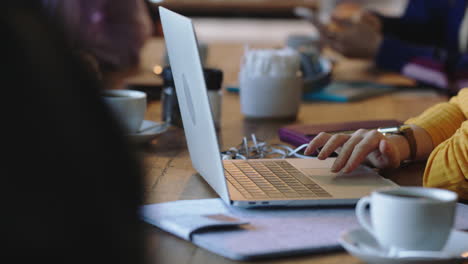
[
  {"left": 389, "top": 248, "right": 466, "bottom": 260},
  {"left": 137, "top": 122, "right": 170, "bottom": 134}
]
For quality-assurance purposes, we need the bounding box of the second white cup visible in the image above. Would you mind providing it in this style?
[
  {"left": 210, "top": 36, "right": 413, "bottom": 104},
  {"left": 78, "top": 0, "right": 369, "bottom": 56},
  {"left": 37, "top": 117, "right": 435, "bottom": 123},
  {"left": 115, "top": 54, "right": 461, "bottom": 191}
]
[
  {"left": 355, "top": 187, "right": 457, "bottom": 252},
  {"left": 102, "top": 89, "right": 147, "bottom": 133}
]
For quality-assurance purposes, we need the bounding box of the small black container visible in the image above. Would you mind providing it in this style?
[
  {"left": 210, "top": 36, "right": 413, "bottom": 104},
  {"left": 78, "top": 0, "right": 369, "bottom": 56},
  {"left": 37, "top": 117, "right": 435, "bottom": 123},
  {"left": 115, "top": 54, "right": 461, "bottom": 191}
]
[
  {"left": 161, "top": 66, "right": 223, "bottom": 127},
  {"left": 161, "top": 67, "right": 182, "bottom": 127}
]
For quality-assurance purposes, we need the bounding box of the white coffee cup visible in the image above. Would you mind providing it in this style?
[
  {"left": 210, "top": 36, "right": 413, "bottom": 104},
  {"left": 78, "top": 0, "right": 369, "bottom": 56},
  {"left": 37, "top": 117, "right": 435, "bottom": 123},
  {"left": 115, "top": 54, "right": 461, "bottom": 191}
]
[
  {"left": 355, "top": 187, "right": 457, "bottom": 252},
  {"left": 102, "top": 89, "right": 147, "bottom": 133},
  {"left": 239, "top": 73, "right": 303, "bottom": 119}
]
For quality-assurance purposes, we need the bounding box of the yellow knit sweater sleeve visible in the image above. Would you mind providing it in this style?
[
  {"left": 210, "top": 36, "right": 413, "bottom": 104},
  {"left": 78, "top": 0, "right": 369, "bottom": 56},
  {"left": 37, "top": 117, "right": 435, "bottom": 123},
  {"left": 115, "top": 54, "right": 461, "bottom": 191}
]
[{"left": 405, "top": 88, "right": 468, "bottom": 199}]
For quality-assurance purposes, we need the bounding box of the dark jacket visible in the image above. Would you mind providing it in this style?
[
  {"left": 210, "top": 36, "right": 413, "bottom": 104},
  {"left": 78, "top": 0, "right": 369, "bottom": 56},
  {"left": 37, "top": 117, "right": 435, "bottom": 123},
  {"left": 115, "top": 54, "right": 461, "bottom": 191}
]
[{"left": 375, "top": 0, "right": 468, "bottom": 93}]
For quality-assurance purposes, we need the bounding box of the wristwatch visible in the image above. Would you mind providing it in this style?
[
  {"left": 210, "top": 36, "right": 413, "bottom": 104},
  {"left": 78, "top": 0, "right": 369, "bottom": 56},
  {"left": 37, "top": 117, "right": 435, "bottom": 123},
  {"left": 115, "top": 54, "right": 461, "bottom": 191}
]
[{"left": 377, "top": 124, "right": 417, "bottom": 162}]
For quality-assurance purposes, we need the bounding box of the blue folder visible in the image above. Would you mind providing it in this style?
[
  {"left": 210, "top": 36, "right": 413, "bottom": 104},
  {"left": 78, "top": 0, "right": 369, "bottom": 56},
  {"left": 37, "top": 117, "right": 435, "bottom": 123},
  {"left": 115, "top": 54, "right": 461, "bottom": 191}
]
[{"left": 303, "top": 81, "right": 397, "bottom": 102}]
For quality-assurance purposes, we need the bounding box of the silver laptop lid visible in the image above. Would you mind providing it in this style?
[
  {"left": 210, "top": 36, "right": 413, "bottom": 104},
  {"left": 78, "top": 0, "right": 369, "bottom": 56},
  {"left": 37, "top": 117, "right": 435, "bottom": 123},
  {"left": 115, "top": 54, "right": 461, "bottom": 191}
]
[{"left": 159, "top": 7, "right": 230, "bottom": 203}]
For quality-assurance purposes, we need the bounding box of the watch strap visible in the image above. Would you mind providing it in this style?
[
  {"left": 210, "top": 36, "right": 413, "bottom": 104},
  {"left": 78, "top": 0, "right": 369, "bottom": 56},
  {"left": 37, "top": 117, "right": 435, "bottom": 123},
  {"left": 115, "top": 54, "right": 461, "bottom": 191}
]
[{"left": 399, "top": 125, "right": 417, "bottom": 161}]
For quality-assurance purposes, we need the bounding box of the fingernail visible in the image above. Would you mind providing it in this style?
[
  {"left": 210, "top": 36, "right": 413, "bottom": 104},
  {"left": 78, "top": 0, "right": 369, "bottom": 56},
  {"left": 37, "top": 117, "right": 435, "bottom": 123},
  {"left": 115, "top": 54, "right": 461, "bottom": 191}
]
[{"left": 331, "top": 165, "right": 338, "bottom": 172}]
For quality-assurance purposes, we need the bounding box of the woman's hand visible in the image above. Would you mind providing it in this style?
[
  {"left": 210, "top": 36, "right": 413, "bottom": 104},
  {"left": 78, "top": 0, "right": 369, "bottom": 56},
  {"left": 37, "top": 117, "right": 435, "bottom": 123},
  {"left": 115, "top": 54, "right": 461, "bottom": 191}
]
[
  {"left": 331, "top": 2, "right": 382, "bottom": 32},
  {"left": 311, "top": 2, "right": 383, "bottom": 59},
  {"left": 321, "top": 17, "right": 383, "bottom": 59},
  {"left": 304, "top": 129, "right": 407, "bottom": 173}
]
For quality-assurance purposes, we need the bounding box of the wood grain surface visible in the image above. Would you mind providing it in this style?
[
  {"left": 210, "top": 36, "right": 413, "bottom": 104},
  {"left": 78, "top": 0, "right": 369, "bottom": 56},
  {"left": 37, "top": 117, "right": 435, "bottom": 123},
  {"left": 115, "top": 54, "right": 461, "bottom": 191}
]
[{"left": 125, "top": 38, "right": 448, "bottom": 264}]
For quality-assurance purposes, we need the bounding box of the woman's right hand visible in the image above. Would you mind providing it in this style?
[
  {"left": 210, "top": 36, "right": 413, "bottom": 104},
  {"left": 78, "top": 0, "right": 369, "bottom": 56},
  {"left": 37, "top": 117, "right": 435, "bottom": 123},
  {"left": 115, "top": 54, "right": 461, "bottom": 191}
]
[
  {"left": 330, "top": 2, "right": 382, "bottom": 32},
  {"left": 311, "top": 2, "right": 383, "bottom": 59},
  {"left": 304, "top": 129, "right": 406, "bottom": 173}
]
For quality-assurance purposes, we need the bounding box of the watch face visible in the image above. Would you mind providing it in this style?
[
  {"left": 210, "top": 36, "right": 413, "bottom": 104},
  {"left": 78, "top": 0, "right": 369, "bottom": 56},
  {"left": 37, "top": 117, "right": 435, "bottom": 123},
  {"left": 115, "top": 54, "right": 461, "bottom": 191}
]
[{"left": 377, "top": 126, "right": 400, "bottom": 134}]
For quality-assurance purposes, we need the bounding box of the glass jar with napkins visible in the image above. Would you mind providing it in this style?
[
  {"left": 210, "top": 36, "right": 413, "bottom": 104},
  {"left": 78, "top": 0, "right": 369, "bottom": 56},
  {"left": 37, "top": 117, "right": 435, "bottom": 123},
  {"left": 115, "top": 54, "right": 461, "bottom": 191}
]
[{"left": 239, "top": 48, "right": 303, "bottom": 119}]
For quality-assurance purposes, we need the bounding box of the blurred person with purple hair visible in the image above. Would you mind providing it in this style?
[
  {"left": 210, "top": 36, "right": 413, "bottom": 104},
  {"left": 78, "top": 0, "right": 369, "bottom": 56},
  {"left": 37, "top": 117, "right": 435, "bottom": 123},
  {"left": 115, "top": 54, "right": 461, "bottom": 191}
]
[{"left": 41, "top": 0, "right": 153, "bottom": 85}]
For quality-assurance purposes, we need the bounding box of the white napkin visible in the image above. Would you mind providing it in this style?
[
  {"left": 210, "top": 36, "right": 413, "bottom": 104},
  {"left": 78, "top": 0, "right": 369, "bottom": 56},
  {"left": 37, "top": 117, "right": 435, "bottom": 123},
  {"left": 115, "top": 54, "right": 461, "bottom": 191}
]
[{"left": 241, "top": 47, "right": 301, "bottom": 78}]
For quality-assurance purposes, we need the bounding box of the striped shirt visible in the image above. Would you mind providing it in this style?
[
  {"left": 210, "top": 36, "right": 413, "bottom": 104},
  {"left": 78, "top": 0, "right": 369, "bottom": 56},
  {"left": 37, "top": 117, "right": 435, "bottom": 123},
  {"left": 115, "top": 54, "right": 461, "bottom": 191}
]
[{"left": 405, "top": 88, "right": 468, "bottom": 199}]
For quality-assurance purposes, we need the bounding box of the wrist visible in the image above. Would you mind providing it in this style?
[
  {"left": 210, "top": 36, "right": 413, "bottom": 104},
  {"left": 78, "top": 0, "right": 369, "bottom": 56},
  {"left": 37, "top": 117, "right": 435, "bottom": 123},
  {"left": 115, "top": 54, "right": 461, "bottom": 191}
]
[{"left": 385, "top": 134, "right": 411, "bottom": 163}]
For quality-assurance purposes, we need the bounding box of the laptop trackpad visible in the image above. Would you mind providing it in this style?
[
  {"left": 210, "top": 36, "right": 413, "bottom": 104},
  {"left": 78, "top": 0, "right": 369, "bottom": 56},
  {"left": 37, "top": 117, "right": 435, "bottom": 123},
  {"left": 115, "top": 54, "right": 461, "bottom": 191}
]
[{"left": 301, "top": 166, "right": 398, "bottom": 198}]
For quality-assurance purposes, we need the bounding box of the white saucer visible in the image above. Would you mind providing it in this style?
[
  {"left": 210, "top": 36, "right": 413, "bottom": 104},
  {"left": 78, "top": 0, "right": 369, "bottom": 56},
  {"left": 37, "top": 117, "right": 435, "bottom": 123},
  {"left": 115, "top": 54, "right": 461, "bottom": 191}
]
[
  {"left": 339, "top": 228, "right": 468, "bottom": 264},
  {"left": 129, "top": 120, "right": 169, "bottom": 144}
]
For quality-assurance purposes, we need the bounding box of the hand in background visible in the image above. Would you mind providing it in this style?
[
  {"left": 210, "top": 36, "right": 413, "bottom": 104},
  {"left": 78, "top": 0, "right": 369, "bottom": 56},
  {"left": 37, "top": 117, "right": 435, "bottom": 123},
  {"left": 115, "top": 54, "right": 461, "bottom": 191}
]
[
  {"left": 322, "top": 18, "right": 382, "bottom": 59},
  {"left": 304, "top": 129, "right": 405, "bottom": 173},
  {"left": 312, "top": 2, "right": 383, "bottom": 59},
  {"left": 331, "top": 2, "right": 381, "bottom": 32}
]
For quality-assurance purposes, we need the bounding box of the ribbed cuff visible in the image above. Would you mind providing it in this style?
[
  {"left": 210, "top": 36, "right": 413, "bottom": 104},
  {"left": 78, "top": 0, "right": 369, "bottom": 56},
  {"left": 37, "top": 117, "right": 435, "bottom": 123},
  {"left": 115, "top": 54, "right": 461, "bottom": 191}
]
[{"left": 405, "top": 103, "right": 465, "bottom": 147}]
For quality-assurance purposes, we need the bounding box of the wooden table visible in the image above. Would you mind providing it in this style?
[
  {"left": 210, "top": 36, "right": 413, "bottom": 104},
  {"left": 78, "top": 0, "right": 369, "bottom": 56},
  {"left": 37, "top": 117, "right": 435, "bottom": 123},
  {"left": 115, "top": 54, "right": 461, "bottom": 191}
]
[{"left": 129, "top": 38, "right": 449, "bottom": 264}]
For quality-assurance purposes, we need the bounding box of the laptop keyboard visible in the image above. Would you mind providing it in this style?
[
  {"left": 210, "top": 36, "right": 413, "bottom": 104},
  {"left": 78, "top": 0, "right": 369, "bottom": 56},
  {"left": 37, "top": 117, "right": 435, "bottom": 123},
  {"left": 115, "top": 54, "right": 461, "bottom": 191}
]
[{"left": 223, "top": 160, "right": 332, "bottom": 199}]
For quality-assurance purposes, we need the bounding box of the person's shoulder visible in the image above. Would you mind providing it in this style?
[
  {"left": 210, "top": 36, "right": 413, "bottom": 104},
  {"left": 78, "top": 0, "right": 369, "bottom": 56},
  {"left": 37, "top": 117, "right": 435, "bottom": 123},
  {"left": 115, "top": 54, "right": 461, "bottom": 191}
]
[
  {"left": 452, "top": 88, "right": 468, "bottom": 101},
  {"left": 459, "top": 87, "right": 468, "bottom": 95},
  {"left": 449, "top": 88, "right": 468, "bottom": 116},
  {"left": 458, "top": 88, "right": 468, "bottom": 107}
]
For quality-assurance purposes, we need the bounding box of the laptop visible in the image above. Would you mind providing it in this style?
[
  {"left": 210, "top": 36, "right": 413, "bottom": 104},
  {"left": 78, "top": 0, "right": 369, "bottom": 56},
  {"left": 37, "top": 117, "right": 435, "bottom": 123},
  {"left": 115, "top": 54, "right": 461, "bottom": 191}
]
[{"left": 159, "top": 7, "right": 398, "bottom": 207}]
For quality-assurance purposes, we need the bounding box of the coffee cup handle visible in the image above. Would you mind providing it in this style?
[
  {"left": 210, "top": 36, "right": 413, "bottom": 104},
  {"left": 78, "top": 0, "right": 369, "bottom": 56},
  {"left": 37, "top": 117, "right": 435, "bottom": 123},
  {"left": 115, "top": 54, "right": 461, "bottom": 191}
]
[{"left": 356, "top": 196, "right": 374, "bottom": 235}]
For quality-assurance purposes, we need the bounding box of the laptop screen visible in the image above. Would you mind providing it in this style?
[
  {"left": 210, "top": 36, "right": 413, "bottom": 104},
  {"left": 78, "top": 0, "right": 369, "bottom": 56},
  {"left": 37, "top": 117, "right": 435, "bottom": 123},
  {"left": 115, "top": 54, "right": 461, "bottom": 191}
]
[{"left": 159, "top": 7, "right": 230, "bottom": 203}]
